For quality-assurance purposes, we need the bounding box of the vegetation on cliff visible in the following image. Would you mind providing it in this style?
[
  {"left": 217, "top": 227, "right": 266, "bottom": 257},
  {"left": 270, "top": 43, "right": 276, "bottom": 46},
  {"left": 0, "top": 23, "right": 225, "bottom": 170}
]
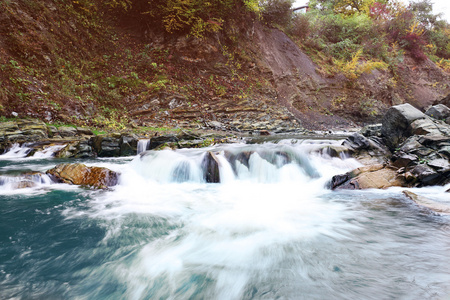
[{"left": 0, "top": 0, "right": 449, "bottom": 131}]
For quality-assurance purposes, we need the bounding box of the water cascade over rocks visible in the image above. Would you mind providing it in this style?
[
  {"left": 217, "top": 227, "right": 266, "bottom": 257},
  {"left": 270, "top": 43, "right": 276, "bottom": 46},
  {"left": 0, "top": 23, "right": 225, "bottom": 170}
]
[{"left": 1, "top": 134, "right": 450, "bottom": 299}]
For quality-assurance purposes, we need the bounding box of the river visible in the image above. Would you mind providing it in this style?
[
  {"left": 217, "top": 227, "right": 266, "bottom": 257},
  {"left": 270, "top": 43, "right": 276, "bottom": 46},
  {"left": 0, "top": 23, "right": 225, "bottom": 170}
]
[{"left": 1, "top": 138, "right": 449, "bottom": 299}]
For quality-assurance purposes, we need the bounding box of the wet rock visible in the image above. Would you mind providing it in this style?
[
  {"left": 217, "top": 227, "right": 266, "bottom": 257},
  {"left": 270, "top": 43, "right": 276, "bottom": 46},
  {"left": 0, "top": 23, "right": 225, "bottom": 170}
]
[
  {"left": 330, "top": 164, "right": 405, "bottom": 190},
  {"left": 425, "top": 104, "right": 450, "bottom": 120},
  {"left": 46, "top": 163, "right": 119, "bottom": 188},
  {"left": 120, "top": 134, "right": 138, "bottom": 156},
  {"left": 56, "top": 141, "right": 95, "bottom": 158},
  {"left": 403, "top": 190, "right": 450, "bottom": 215},
  {"left": 381, "top": 103, "right": 426, "bottom": 150},
  {"left": 202, "top": 151, "right": 220, "bottom": 183},
  {"left": 12, "top": 180, "right": 37, "bottom": 189},
  {"left": 149, "top": 135, "right": 178, "bottom": 150},
  {"left": 342, "top": 133, "right": 370, "bottom": 151},
  {"left": 91, "top": 135, "right": 121, "bottom": 157}
]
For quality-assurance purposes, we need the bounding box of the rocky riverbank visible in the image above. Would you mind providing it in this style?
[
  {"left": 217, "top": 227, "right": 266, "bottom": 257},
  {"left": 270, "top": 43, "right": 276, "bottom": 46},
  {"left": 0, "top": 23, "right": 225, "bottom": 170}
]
[
  {"left": 331, "top": 103, "right": 450, "bottom": 189},
  {"left": 2, "top": 103, "right": 450, "bottom": 192}
]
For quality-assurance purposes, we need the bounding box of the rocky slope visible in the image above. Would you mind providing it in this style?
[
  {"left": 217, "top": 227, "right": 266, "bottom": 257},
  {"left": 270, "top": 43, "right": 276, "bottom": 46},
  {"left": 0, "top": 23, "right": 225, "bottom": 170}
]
[{"left": 0, "top": 0, "right": 449, "bottom": 131}]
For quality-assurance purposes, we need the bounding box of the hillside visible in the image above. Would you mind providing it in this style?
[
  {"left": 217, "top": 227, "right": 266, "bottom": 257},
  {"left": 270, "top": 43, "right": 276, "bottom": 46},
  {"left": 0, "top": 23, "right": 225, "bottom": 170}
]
[{"left": 1, "top": 0, "right": 449, "bottom": 131}]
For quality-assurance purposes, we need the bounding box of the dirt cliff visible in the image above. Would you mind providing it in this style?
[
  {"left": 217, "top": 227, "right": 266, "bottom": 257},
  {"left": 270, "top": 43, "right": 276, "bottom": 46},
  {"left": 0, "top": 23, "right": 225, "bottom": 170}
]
[{"left": 1, "top": 0, "right": 449, "bottom": 131}]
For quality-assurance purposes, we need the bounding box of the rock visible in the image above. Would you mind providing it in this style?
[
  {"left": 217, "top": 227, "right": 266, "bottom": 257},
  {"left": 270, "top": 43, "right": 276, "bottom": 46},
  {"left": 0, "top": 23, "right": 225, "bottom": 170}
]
[
  {"left": 207, "top": 121, "right": 225, "bottom": 130},
  {"left": 360, "top": 124, "right": 382, "bottom": 137},
  {"left": 392, "top": 152, "right": 418, "bottom": 168},
  {"left": 149, "top": 135, "right": 178, "bottom": 150},
  {"left": 410, "top": 118, "right": 441, "bottom": 136},
  {"left": 46, "top": 163, "right": 119, "bottom": 188},
  {"left": 330, "top": 164, "right": 404, "bottom": 190},
  {"left": 381, "top": 103, "right": 426, "bottom": 150},
  {"left": 410, "top": 164, "right": 443, "bottom": 186},
  {"left": 0, "top": 119, "right": 48, "bottom": 150},
  {"left": 56, "top": 141, "right": 95, "bottom": 158},
  {"left": 202, "top": 151, "right": 220, "bottom": 183},
  {"left": 76, "top": 127, "right": 93, "bottom": 136},
  {"left": 260, "top": 130, "right": 270, "bottom": 136},
  {"left": 425, "top": 104, "right": 450, "bottom": 120},
  {"left": 427, "top": 158, "right": 450, "bottom": 172},
  {"left": 91, "top": 135, "right": 121, "bottom": 157},
  {"left": 402, "top": 190, "right": 450, "bottom": 215},
  {"left": 58, "top": 126, "right": 78, "bottom": 137},
  {"left": 119, "top": 134, "right": 138, "bottom": 156},
  {"left": 342, "top": 133, "right": 370, "bottom": 151}
]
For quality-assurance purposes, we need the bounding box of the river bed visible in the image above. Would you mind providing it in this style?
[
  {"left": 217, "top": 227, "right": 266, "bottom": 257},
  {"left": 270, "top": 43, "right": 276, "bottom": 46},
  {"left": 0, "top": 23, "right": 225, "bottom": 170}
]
[{"left": 1, "top": 139, "right": 449, "bottom": 299}]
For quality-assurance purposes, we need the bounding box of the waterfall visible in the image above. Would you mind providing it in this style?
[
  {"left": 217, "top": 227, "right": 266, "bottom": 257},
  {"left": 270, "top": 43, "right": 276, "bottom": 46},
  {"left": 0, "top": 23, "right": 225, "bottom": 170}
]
[
  {"left": 0, "top": 143, "right": 32, "bottom": 158},
  {"left": 128, "top": 141, "right": 361, "bottom": 184},
  {"left": 137, "top": 139, "right": 150, "bottom": 154},
  {"left": 0, "top": 143, "right": 66, "bottom": 159},
  {"left": 33, "top": 144, "right": 67, "bottom": 158},
  {"left": 0, "top": 173, "right": 53, "bottom": 191}
]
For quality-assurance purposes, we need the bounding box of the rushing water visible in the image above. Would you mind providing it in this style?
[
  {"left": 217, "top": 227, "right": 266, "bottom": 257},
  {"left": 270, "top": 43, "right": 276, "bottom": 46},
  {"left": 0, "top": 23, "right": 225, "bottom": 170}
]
[{"left": 1, "top": 139, "right": 450, "bottom": 299}]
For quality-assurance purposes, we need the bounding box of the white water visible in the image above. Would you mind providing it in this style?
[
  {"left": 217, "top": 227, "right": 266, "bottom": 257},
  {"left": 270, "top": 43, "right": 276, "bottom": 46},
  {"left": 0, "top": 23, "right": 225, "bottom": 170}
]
[
  {"left": 0, "top": 143, "right": 32, "bottom": 158},
  {"left": 2, "top": 140, "right": 450, "bottom": 299},
  {"left": 0, "top": 143, "right": 66, "bottom": 159},
  {"left": 137, "top": 139, "right": 150, "bottom": 154}
]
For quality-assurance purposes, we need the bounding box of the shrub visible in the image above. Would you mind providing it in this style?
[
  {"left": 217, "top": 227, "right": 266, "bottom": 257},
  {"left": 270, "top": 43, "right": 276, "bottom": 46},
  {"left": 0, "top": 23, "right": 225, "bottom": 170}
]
[{"left": 261, "top": 0, "right": 294, "bottom": 27}]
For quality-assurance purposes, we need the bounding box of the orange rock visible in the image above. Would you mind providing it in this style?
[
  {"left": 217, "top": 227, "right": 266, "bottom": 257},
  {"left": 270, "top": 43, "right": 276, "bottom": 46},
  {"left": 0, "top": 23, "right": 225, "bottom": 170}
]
[{"left": 47, "top": 163, "right": 119, "bottom": 188}]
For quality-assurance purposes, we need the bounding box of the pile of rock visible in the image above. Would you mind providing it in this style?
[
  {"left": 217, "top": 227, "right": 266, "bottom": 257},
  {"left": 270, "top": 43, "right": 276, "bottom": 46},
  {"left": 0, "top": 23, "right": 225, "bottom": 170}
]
[{"left": 332, "top": 103, "right": 450, "bottom": 189}]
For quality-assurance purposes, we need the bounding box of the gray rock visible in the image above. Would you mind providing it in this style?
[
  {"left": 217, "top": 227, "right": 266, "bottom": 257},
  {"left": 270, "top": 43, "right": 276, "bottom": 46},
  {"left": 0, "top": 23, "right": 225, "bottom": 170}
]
[
  {"left": 427, "top": 159, "right": 450, "bottom": 172},
  {"left": 202, "top": 151, "right": 220, "bottom": 183},
  {"left": 149, "top": 135, "right": 178, "bottom": 150},
  {"left": 360, "top": 124, "right": 382, "bottom": 137},
  {"left": 342, "top": 133, "right": 370, "bottom": 151},
  {"left": 392, "top": 152, "right": 418, "bottom": 168},
  {"left": 410, "top": 118, "right": 441, "bottom": 136},
  {"left": 381, "top": 103, "right": 426, "bottom": 150},
  {"left": 91, "top": 135, "right": 121, "bottom": 157},
  {"left": 58, "top": 126, "right": 77, "bottom": 137},
  {"left": 410, "top": 164, "right": 441, "bottom": 186},
  {"left": 425, "top": 104, "right": 450, "bottom": 120},
  {"left": 76, "top": 127, "right": 93, "bottom": 136}
]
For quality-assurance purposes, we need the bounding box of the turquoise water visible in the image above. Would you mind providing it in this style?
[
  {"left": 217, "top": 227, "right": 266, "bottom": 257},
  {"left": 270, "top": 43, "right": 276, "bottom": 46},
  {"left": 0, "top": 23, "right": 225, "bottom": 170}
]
[{"left": 1, "top": 142, "right": 450, "bottom": 299}]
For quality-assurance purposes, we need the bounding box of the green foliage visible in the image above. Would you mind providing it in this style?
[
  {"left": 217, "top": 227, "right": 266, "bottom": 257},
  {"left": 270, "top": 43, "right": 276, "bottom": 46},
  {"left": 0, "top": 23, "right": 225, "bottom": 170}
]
[
  {"left": 261, "top": 0, "right": 294, "bottom": 27},
  {"left": 105, "top": 0, "right": 261, "bottom": 38}
]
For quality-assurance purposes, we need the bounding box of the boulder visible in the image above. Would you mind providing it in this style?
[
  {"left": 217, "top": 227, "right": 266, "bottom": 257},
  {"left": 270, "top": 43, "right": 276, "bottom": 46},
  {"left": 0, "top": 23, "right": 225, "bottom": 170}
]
[
  {"left": 381, "top": 103, "right": 426, "bottom": 150},
  {"left": 410, "top": 118, "right": 441, "bottom": 136},
  {"left": 425, "top": 104, "right": 450, "bottom": 120},
  {"left": 330, "top": 164, "right": 405, "bottom": 190},
  {"left": 119, "top": 134, "right": 138, "bottom": 156},
  {"left": 90, "top": 135, "right": 121, "bottom": 157},
  {"left": 202, "top": 151, "right": 221, "bottom": 183},
  {"left": 46, "top": 163, "right": 119, "bottom": 188},
  {"left": 342, "top": 133, "right": 370, "bottom": 151},
  {"left": 56, "top": 141, "right": 95, "bottom": 158},
  {"left": 149, "top": 135, "right": 178, "bottom": 150},
  {"left": 409, "top": 164, "right": 442, "bottom": 186},
  {"left": 391, "top": 152, "right": 418, "bottom": 168}
]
